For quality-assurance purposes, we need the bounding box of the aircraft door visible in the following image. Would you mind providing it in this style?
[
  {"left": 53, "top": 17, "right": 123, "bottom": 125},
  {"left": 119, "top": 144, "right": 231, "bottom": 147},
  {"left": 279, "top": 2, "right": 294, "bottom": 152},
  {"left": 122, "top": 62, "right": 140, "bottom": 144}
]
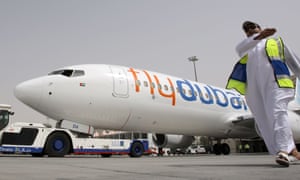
[{"left": 109, "top": 66, "right": 129, "bottom": 98}]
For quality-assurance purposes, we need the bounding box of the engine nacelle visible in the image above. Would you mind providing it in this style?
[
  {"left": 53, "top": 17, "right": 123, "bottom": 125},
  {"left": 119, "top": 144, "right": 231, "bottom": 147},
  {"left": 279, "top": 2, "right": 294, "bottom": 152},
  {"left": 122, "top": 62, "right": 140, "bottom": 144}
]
[
  {"left": 255, "top": 111, "right": 300, "bottom": 144},
  {"left": 152, "top": 134, "right": 195, "bottom": 149}
]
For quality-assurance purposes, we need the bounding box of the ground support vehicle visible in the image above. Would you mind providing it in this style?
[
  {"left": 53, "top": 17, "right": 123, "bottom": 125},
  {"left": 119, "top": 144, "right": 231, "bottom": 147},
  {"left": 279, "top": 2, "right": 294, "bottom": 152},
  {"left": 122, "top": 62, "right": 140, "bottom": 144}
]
[
  {"left": 185, "top": 145, "right": 207, "bottom": 154},
  {"left": 0, "top": 122, "right": 149, "bottom": 157}
]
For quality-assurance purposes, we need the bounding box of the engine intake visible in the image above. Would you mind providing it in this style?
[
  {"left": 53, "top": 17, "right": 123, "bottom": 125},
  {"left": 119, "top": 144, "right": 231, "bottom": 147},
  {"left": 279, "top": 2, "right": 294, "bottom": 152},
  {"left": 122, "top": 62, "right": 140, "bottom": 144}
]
[{"left": 152, "top": 134, "right": 195, "bottom": 149}]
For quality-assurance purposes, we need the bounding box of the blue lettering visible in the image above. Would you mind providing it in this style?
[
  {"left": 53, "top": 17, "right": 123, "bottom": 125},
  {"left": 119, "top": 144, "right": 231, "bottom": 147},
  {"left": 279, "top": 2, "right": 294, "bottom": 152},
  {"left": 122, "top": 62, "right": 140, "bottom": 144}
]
[
  {"left": 226, "top": 91, "right": 248, "bottom": 110},
  {"left": 230, "top": 96, "right": 242, "bottom": 109},
  {"left": 194, "top": 84, "right": 214, "bottom": 104},
  {"left": 226, "top": 91, "right": 242, "bottom": 109},
  {"left": 208, "top": 86, "right": 228, "bottom": 107},
  {"left": 176, "top": 80, "right": 197, "bottom": 101},
  {"left": 175, "top": 80, "right": 248, "bottom": 111},
  {"left": 241, "top": 98, "right": 248, "bottom": 111}
]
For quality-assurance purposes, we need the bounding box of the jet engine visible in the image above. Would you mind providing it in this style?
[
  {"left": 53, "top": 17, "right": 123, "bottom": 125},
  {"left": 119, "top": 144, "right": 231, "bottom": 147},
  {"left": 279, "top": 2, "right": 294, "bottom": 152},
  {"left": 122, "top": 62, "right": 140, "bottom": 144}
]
[{"left": 152, "top": 134, "right": 195, "bottom": 149}]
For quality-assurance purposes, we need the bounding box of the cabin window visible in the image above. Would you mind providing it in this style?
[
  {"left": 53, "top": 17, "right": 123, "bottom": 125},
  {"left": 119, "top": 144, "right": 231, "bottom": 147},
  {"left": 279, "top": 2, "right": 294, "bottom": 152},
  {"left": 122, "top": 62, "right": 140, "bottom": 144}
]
[
  {"left": 198, "top": 91, "right": 203, "bottom": 97},
  {"left": 158, "top": 84, "right": 162, "bottom": 90},
  {"left": 170, "top": 86, "right": 174, "bottom": 92},
  {"left": 136, "top": 80, "right": 141, "bottom": 86},
  {"left": 164, "top": 85, "right": 168, "bottom": 91},
  {"left": 151, "top": 82, "right": 156, "bottom": 88},
  {"left": 144, "top": 81, "right": 148, "bottom": 87}
]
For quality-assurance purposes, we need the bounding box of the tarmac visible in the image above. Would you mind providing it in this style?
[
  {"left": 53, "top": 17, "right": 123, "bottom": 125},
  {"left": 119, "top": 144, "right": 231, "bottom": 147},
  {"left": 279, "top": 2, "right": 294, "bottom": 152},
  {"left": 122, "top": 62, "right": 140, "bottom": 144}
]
[{"left": 0, "top": 153, "right": 299, "bottom": 180}]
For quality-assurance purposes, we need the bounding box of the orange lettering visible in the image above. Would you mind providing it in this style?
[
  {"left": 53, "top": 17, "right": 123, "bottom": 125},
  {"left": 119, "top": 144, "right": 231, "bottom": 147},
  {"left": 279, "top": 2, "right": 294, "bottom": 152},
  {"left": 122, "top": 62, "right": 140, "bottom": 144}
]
[
  {"left": 143, "top": 70, "right": 154, "bottom": 95},
  {"left": 154, "top": 75, "right": 176, "bottom": 106},
  {"left": 128, "top": 68, "right": 140, "bottom": 92}
]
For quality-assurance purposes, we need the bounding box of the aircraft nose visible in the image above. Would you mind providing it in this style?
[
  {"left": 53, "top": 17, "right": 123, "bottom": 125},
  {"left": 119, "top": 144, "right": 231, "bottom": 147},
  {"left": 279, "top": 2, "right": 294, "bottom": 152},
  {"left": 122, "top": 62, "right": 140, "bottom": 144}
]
[{"left": 14, "top": 78, "right": 44, "bottom": 109}]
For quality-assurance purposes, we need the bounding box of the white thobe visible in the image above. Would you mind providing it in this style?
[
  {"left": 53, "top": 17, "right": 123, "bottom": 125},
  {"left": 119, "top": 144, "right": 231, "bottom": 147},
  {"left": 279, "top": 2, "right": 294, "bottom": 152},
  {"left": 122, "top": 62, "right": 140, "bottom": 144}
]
[
  {"left": 236, "top": 35, "right": 261, "bottom": 57},
  {"left": 236, "top": 35, "right": 300, "bottom": 155}
]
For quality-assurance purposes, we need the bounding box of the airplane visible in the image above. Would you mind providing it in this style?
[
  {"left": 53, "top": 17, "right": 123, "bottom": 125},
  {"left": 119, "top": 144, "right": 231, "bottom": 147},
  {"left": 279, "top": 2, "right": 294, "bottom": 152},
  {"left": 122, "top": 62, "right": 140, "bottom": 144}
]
[{"left": 14, "top": 64, "right": 300, "bottom": 155}]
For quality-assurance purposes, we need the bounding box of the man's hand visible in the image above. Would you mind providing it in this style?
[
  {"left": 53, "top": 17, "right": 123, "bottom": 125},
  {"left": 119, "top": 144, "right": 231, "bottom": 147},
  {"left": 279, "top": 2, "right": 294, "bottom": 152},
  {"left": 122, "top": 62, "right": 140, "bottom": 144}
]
[{"left": 254, "top": 28, "right": 277, "bottom": 40}]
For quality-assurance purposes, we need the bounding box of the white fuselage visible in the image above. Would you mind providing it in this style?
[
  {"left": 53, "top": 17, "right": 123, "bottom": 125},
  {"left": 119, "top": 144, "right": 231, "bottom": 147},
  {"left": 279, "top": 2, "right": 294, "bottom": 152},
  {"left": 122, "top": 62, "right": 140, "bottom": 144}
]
[{"left": 15, "top": 64, "right": 256, "bottom": 139}]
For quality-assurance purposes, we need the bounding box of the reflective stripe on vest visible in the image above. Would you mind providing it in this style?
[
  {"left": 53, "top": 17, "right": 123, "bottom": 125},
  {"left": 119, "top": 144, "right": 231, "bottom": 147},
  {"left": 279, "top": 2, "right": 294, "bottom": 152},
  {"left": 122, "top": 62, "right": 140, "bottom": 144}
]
[
  {"left": 226, "top": 55, "right": 248, "bottom": 95},
  {"left": 265, "top": 37, "right": 294, "bottom": 88}
]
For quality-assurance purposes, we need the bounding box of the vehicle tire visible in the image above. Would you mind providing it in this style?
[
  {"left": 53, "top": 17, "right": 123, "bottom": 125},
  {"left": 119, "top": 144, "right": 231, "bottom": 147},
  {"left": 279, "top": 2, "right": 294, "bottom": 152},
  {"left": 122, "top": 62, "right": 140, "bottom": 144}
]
[
  {"left": 31, "top": 153, "right": 44, "bottom": 157},
  {"left": 101, "top": 154, "right": 112, "bottom": 158},
  {"left": 44, "top": 132, "right": 71, "bottom": 157},
  {"left": 129, "top": 141, "right": 144, "bottom": 158},
  {"left": 187, "top": 149, "right": 191, "bottom": 154}
]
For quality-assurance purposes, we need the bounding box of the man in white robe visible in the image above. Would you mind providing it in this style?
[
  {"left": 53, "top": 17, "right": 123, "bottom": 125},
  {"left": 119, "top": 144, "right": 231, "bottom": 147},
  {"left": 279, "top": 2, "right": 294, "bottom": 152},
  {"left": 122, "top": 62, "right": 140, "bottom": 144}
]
[{"left": 236, "top": 21, "right": 300, "bottom": 166}]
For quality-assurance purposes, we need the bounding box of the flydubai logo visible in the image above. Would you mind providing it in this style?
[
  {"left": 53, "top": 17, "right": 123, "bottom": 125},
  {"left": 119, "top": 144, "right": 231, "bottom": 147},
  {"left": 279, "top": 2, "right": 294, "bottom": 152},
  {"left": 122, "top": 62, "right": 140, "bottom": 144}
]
[{"left": 128, "top": 68, "right": 248, "bottom": 111}]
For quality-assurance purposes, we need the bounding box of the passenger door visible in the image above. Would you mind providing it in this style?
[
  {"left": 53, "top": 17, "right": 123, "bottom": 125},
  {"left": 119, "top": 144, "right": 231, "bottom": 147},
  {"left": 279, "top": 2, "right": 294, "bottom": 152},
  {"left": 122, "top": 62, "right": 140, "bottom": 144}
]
[{"left": 109, "top": 66, "right": 129, "bottom": 98}]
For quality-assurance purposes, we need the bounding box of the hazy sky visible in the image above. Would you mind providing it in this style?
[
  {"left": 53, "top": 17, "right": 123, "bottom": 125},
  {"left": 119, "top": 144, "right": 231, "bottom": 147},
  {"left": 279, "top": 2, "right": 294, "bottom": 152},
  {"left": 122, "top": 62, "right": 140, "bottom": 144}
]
[{"left": 1, "top": 0, "right": 300, "bottom": 123}]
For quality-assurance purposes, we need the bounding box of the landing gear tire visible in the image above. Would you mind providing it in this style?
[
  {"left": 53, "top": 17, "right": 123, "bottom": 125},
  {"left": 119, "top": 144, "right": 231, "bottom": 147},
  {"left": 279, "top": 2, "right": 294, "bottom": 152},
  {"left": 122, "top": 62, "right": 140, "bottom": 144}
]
[
  {"left": 44, "top": 132, "right": 71, "bottom": 157},
  {"left": 221, "top": 143, "right": 230, "bottom": 155},
  {"left": 213, "top": 144, "right": 222, "bottom": 155},
  {"left": 213, "top": 143, "right": 230, "bottom": 155},
  {"left": 129, "top": 141, "right": 144, "bottom": 158}
]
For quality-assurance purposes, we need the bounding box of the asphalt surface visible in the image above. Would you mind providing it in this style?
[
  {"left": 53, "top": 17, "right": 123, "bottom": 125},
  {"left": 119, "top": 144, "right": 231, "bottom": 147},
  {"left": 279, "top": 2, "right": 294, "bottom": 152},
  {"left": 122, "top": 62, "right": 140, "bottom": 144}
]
[{"left": 0, "top": 154, "right": 299, "bottom": 180}]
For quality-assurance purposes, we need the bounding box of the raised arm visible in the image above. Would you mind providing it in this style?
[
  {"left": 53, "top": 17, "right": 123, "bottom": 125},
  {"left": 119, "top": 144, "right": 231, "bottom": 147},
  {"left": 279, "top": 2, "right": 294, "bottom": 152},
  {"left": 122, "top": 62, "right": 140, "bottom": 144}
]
[{"left": 236, "top": 28, "right": 277, "bottom": 57}]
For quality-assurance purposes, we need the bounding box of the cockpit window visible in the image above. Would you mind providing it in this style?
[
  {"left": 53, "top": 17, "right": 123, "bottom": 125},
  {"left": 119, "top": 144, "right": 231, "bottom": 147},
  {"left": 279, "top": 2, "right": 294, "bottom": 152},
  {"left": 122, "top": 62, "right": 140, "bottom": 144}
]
[
  {"left": 72, "top": 70, "right": 85, "bottom": 77},
  {"left": 48, "top": 69, "right": 85, "bottom": 77}
]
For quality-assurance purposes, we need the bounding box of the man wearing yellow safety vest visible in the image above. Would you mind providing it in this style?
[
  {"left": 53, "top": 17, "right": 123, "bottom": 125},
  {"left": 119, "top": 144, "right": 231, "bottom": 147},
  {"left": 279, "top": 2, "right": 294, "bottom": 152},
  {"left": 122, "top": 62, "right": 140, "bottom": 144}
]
[{"left": 227, "top": 21, "right": 300, "bottom": 167}]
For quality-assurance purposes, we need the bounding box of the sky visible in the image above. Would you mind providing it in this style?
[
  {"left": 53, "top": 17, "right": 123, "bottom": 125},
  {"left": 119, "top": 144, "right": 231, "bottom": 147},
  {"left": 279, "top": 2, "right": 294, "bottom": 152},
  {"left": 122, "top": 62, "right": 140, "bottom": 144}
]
[{"left": 1, "top": 0, "right": 300, "bottom": 124}]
